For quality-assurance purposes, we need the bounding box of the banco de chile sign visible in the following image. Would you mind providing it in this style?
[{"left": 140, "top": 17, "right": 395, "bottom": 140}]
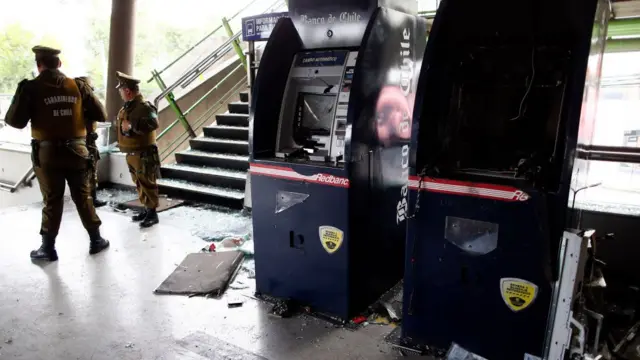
[{"left": 242, "top": 12, "right": 289, "bottom": 42}]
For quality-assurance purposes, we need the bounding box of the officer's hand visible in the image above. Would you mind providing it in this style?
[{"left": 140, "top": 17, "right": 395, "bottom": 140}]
[{"left": 121, "top": 119, "right": 132, "bottom": 132}]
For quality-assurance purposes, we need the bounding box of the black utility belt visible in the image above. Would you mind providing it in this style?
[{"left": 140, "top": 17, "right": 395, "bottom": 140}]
[
  {"left": 35, "top": 138, "right": 86, "bottom": 147},
  {"left": 126, "top": 145, "right": 158, "bottom": 156}
]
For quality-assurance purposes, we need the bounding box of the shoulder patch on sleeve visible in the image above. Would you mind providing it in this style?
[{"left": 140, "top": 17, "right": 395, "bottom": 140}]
[
  {"left": 131, "top": 101, "right": 157, "bottom": 119},
  {"left": 74, "top": 77, "right": 95, "bottom": 92},
  {"left": 141, "top": 101, "right": 158, "bottom": 119},
  {"left": 144, "top": 101, "right": 158, "bottom": 114}
]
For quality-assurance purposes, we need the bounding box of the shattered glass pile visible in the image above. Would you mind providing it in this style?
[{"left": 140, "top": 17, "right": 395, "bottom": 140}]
[{"left": 97, "top": 187, "right": 255, "bottom": 294}]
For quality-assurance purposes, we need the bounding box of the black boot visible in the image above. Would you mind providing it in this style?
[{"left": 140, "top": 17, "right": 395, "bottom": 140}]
[
  {"left": 92, "top": 189, "right": 107, "bottom": 208},
  {"left": 140, "top": 208, "right": 159, "bottom": 228},
  {"left": 88, "top": 229, "right": 110, "bottom": 255},
  {"left": 132, "top": 209, "right": 147, "bottom": 222},
  {"left": 30, "top": 235, "right": 58, "bottom": 261}
]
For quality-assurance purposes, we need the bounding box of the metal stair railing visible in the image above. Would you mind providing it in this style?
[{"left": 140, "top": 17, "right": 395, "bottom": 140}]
[
  {"left": 159, "top": 75, "right": 248, "bottom": 162},
  {"left": 155, "top": 62, "right": 246, "bottom": 144},
  {"left": 150, "top": 0, "right": 286, "bottom": 146},
  {"left": 0, "top": 167, "right": 36, "bottom": 193},
  {"left": 152, "top": 31, "right": 244, "bottom": 109},
  {"left": 146, "top": 0, "right": 278, "bottom": 84}
]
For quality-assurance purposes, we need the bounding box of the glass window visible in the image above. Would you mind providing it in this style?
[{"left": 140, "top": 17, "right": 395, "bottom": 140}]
[
  {"left": 573, "top": 159, "right": 640, "bottom": 216},
  {"left": 575, "top": 51, "right": 640, "bottom": 215},
  {"left": 592, "top": 51, "right": 640, "bottom": 148}
]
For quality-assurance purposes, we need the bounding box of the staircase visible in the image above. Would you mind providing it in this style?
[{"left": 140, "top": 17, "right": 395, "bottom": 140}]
[{"left": 156, "top": 91, "right": 250, "bottom": 209}]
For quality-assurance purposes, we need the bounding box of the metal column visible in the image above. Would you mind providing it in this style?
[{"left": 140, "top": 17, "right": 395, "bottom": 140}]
[{"left": 105, "top": 0, "right": 137, "bottom": 139}]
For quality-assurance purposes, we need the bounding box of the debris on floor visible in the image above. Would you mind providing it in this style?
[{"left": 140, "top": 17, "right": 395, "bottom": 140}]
[
  {"left": 163, "top": 204, "right": 252, "bottom": 241},
  {"left": 372, "top": 280, "right": 403, "bottom": 323},
  {"left": 368, "top": 315, "right": 393, "bottom": 326},
  {"left": 98, "top": 188, "right": 252, "bottom": 243},
  {"left": 269, "top": 299, "right": 299, "bottom": 318},
  {"left": 385, "top": 327, "right": 436, "bottom": 357},
  {"left": 446, "top": 342, "right": 488, "bottom": 360},
  {"left": 227, "top": 296, "right": 244, "bottom": 308},
  {"left": 201, "top": 233, "right": 253, "bottom": 256},
  {"left": 97, "top": 188, "right": 138, "bottom": 207}
]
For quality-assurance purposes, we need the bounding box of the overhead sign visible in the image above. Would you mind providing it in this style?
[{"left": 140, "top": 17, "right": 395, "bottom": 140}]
[{"left": 241, "top": 12, "right": 289, "bottom": 42}]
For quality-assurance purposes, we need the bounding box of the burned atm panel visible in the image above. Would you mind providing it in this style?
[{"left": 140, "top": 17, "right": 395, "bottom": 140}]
[
  {"left": 402, "top": 0, "right": 604, "bottom": 358},
  {"left": 413, "top": 0, "right": 605, "bottom": 281}
]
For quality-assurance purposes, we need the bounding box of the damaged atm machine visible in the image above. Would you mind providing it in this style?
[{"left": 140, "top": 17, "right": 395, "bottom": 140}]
[
  {"left": 248, "top": 0, "right": 426, "bottom": 320},
  {"left": 396, "top": 0, "right": 610, "bottom": 359}
]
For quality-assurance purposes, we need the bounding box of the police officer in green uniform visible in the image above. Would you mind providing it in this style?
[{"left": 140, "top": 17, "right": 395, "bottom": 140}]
[
  {"left": 4, "top": 46, "right": 110, "bottom": 261},
  {"left": 77, "top": 76, "right": 107, "bottom": 208},
  {"left": 116, "top": 71, "right": 161, "bottom": 228}
]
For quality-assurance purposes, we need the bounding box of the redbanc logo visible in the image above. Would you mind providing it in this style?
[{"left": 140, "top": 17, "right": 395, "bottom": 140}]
[{"left": 316, "top": 174, "right": 350, "bottom": 187}]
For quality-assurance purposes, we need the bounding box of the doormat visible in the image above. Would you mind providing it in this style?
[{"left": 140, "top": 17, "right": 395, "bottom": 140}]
[
  {"left": 155, "top": 251, "right": 244, "bottom": 298},
  {"left": 119, "top": 197, "right": 185, "bottom": 213}
]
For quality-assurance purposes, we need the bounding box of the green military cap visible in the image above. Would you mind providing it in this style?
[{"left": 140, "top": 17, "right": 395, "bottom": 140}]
[
  {"left": 32, "top": 45, "right": 61, "bottom": 60},
  {"left": 115, "top": 71, "right": 141, "bottom": 89}
]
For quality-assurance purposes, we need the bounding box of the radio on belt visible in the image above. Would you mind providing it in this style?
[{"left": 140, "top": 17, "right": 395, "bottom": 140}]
[{"left": 249, "top": 0, "right": 426, "bottom": 320}]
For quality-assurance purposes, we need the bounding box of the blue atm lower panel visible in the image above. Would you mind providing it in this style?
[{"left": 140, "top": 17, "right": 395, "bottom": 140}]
[
  {"left": 402, "top": 182, "right": 552, "bottom": 360},
  {"left": 251, "top": 165, "right": 350, "bottom": 319}
]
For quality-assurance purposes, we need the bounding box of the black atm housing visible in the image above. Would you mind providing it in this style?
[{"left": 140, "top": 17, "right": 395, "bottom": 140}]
[
  {"left": 400, "top": 0, "right": 608, "bottom": 358},
  {"left": 249, "top": 0, "right": 427, "bottom": 320}
]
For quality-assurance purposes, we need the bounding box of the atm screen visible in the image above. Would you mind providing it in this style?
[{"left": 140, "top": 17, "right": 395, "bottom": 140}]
[{"left": 294, "top": 93, "right": 336, "bottom": 143}]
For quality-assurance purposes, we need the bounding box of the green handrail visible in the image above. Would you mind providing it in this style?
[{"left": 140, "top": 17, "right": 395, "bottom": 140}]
[
  {"left": 156, "top": 63, "right": 245, "bottom": 141},
  {"left": 160, "top": 76, "right": 248, "bottom": 161},
  {"left": 151, "top": 69, "right": 197, "bottom": 138},
  {"left": 148, "top": 0, "right": 263, "bottom": 82},
  {"left": 222, "top": 17, "right": 248, "bottom": 71},
  {"left": 160, "top": 78, "right": 247, "bottom": 159},
  {"left": 149, "top": 0, "right": 285, "bottom": 82},
  {"left": 150, "top": 0, "right": 287, "bottom": 162},
  {"left": 150, "top": 0, "right": 286, "bottom": 145}
]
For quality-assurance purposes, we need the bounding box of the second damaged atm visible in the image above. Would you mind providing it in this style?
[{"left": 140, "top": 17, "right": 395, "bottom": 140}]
[
  {"left": 400, "top": 0, "right": 609, "bottom": 359},
  {"left": 249, "top": 0, "right": 426, "bottom": 320}
]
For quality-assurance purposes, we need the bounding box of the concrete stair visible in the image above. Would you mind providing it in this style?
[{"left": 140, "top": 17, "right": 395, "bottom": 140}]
[{"left": 157, "top": 91, "right": 250, "bottom": 209}]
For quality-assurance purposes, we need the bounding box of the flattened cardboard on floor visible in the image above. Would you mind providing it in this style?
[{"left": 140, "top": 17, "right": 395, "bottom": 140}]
[{"left": 155, "top": 251, "right": 244, "bottom": 297}]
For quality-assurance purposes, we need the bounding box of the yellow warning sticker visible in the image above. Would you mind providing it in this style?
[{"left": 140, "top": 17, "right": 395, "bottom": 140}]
[
  {"left": 319, "top": 226, "right": 344, "bottom": 254},
  {"left": 500, "top": 278, "right": 539, "bottom": 312}
]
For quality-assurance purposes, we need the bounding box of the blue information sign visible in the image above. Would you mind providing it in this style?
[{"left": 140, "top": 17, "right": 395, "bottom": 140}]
[{"left": 241, "top": 12, "right": 289, "bottom": 42}]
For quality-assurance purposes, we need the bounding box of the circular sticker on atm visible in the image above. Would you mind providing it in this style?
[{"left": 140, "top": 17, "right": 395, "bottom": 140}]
[
  {"left": 319, "top": 226, "right": 344, "bottom": 254},
  {"left": 500, "top": 278, "right": 539, "bottom": 312}
]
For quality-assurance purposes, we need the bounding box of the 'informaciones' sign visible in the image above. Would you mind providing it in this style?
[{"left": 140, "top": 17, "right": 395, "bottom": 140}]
[{"left": 242, "top": 12, "right": 289, "bottom": 42}]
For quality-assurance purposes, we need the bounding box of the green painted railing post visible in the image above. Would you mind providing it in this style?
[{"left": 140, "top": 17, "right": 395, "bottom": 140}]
[
  {"left": 151, "top": 69, "right": 197, "bottom": 139},
  {"left": 222, "top": 17, "right": 248, "bottom": 71}
]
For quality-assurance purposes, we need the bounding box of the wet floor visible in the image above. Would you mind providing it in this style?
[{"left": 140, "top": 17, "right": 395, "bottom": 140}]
[{"left": 0, "top": 196, "right": 409, "bottom": 360}]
